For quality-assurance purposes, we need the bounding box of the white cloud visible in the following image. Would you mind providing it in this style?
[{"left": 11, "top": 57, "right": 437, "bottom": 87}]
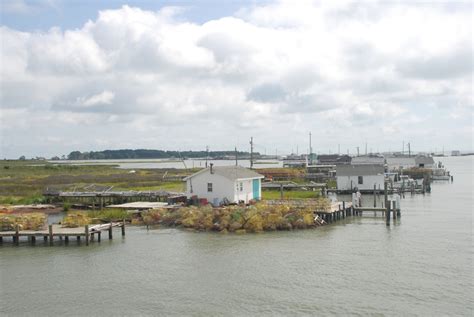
[{"left": 0, "top": 1, "right": 472, "bottom": 158}]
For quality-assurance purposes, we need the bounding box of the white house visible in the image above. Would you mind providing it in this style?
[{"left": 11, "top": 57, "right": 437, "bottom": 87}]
[
  {"left": 336, "top": 164, "right": 385, "bottom": 191},
  {"left": 386, "top": 155, "right": 435, "bottom": 170},
  {"left": 183, "top": 165, "right": 264, "bottom": 206}
]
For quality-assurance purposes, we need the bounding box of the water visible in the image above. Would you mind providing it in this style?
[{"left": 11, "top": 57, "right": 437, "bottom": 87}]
[
  {"left": 49, "top": 159, "right": 283, "bottom": 169},
  {"left": 1, "top": 157, "right": 472, "bottom": 316}
]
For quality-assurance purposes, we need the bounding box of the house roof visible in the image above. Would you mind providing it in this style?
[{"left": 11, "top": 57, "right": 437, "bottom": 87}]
[
  {"left": 183, "top": 166, "right": 264, "bottom": 181},
  {"left": 336, "top": 164, "right": 385, "bottom": 176},
  {"left": 415, "top": 156, "right": 434, "bottom": 165},
  {"left": 351, "top": 156, "right": 385, "bottom": 164}
]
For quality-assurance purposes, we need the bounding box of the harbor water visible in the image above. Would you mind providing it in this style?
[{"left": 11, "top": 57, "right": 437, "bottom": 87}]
[{"left": 1, "top": 156, "right": 472, "bottom": 316}]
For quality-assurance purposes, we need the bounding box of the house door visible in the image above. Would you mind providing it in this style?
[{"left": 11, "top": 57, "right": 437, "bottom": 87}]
[{"left": 252, "top": 179, "right": 260, "bottom": 200}]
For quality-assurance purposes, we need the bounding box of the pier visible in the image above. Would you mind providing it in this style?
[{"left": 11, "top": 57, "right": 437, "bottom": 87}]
[{"left": 0, "top": 221, "right": 125, "bottom": 246}]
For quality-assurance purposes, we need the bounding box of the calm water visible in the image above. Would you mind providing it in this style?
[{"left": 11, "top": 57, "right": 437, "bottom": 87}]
[
  {"left": 1, "top": 156, "right": 472, "bottom": 316},
  {"left": 50, "top": 159, "right": 283, "bottom": 169}
]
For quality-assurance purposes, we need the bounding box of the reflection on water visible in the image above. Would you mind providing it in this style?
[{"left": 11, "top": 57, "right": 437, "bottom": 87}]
[{"left": 1, "top": 156, "right": 472, "bottom": 316}]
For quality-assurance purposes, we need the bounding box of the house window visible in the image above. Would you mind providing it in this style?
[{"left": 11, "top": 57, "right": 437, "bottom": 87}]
[
  {"left": 207, "top": 183, "right": 213, "bottom": 192},
  {"left": 239, "top": 182, "right": 243, "bottom": 191},
  {"left": 358, "top": 176, "right": 363, "bottom": 184}
]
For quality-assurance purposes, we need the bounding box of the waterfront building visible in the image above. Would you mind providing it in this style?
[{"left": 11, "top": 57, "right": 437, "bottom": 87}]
[
  {"left": 336, "top": 164, "right": 385, "bottom": 191},
  {"left": 183, "top": 165, "right": 264, "bottom": 206}
]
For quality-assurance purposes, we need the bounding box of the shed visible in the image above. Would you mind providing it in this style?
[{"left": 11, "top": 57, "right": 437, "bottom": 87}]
[
  {"left": 183, "top": 165, "right": 264, "bottom": 206},
  {"left": 336, "top": 164, "right": 385, "bottom": 191}
]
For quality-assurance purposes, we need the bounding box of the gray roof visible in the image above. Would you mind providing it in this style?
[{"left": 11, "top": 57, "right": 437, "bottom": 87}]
[
  {"left": 415, "top": 156, "right": 434, "bottom": 165},
  {"left": 183, "top": 166, "right": 264, "bottom": 181},
  {"left": 336, "top": 164, "right": 385, "bottom": 176},
  {"left": 351, "top": 156, "right": 385, "bottom": 164}
]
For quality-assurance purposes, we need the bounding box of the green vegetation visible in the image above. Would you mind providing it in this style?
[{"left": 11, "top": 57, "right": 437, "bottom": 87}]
[
  {"left": 0, "top": 212, "right": 46, "bottom": 231},
  {"left": 67, "top": 149, "right": 257, "bottom": 160},
  {"left": 138, "top": 201, "right": 327, "bottom": 233},
  {"left": 262, "top": 190, "right": 320, "bottom": 200},
  {"left": 0, "top": 160, "right": 188, "bottom": 203}
]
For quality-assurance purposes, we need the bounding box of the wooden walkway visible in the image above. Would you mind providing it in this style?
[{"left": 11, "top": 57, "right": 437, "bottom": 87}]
[{"left": 0, "top": 222, "right": 125, "bottom": 246}]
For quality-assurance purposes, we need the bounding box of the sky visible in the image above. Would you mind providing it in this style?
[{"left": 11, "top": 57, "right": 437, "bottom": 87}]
[{"left": 0, "top": 0, "right": 472, "bottom": 158}]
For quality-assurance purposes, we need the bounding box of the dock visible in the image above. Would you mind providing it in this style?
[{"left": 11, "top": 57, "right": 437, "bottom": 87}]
[{"left": 0, "top": 221, "right": 125, "bottom": 246}]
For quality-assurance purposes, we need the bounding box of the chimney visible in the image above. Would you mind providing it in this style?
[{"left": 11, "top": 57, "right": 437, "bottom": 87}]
[{"left": 210, "top": 163, "right": 214, "bottom": 174}]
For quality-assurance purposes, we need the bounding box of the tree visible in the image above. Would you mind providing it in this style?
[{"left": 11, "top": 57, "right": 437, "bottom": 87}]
[{"left": 19, "top": 155, "right": 26, "bottom": 160}]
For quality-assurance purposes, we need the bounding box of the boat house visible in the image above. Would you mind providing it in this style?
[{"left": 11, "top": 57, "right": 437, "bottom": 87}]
[
  {"left": 336, "top": 164, "right": 385, "bottom": 191},
  {"left": 183, "top": 165, "right": 264, "bottom": 206}
]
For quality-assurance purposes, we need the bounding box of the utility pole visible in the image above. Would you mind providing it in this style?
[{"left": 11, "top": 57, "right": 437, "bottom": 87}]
[
  {"left": 357, "top": 146, "right": 360, "bottom": 157},
  {"left": 402, "top": 140, "right": 405, "bottom": 155},
  {"left": 250, "top": 137, "right": 254, "bottom": 169},
  {"left": 309, "top": 132, "right": 312, "bottom": 165},
  {"left": 235, "top": 146, "right": 238, "bottom": 166},
  {"left": 408, "top": 142, "right": 411, "bottom": 157},
  {"left": 365, "top": 142, "right": 367, "bottom": 156},
  {"left": 205, "top": 146, "right": 209, "bottom": 168}
]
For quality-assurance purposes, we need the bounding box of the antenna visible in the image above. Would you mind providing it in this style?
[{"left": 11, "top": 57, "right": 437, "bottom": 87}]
[
  {"left": 235, "top": 146, "right": 238, "bottom": 166},
  {"left": 250, "top": 137, "right": 254, "bottom": 169}
]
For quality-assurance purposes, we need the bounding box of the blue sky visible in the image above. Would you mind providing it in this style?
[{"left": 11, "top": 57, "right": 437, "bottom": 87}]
[
  {"left": 1, "top": 0, "right": 266, "bottom": 30},
  {"left": 0, "top": 0, "right": 472, "bottom": 158}
]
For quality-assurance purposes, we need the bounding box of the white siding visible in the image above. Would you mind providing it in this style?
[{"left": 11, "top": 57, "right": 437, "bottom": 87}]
[
  {"left": 186, "top": 173, "right": 259, "bottom": 205},
  {"left": 233, "top": 179, "right": 254, "bottom": 203},
  {"left": 186, "top": 172, "right": 235, "bottom": 205},
  {"left": 336, "top": 175, "right": 384, "bottom": 191}
]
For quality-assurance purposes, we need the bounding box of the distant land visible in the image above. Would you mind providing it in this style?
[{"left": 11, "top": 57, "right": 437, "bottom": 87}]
[{"left": 65, "top": 149, "right": 259, "bottom": 160}]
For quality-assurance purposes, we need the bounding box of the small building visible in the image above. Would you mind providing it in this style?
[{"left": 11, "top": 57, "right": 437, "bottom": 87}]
[
  {"left": 451, "top": 150, "right": 460, "bottom": 156},
  {"left": 351, "top": 155, "right": 385, "bottom": 165},
  {"left": 386, "top": 155, "right": 434, "bottom": 170},
  {"left": 317, "top": 154, "right": 352, "bottom": 165},
  {"left": 183, "top": 165, "right": 264, "bottom": 206},
  {"left": 336, "top": 164, "right": 385, "bottom": 191},
  {"left": 414, "top": 156, "right": 434, "bottom": 168}
]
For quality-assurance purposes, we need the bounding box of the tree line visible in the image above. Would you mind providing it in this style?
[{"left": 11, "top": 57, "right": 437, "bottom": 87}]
[{"left": 67, "top": 149, "right": 258, "bottom": 160}]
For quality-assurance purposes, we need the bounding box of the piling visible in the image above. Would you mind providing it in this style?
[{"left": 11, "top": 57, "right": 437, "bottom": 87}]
[
  {"left": 384, "top": 181, "right": 390, "bottom": 226},
  {"left": 15, "top": 225, "right": 19, "bottom": 246},
  {"left": 49, "top": 224, "right": 53, "bottom": 246},
  {"left": 373, "top": 184, "right": 376, "bottom": 207},
  {"left": 108, "top": 223, "right": 113, "bottom": 239},
  {"left": 392, "top": 200, "right": 397, "bottom": 220},
  {"left": 98, "top": 231, "right": 101, "bottom": 242},
  {"left": 122, "top": 219, "right": 126, "bottom": 236},
  {"left": 85, "top": 225, "right": 89, "bottom": 246}
]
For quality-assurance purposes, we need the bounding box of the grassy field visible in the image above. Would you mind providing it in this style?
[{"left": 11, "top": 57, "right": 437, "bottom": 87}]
[
  {"left": 0, "top": 160, "right": 190, "bottom": 204},
  {"left": 261, "top": 190, "right": 320, "bottom": 200}
]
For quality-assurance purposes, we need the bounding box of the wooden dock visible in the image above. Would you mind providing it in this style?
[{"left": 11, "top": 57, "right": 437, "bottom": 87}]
[{"left": 0, "top": 221, "right": 125, "bottom": 246}]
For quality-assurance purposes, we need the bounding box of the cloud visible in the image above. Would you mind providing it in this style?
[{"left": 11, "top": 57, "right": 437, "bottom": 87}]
[{"left": 0, "top": 1, "right": 472, "bottom": 158}]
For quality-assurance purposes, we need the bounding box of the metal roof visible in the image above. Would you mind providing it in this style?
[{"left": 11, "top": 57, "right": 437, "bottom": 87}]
[
  {"left": 183, "top": 166, "right": 264, "bottom": 181},
  {"left": 336, "top": 164, "right": 385, "bottom": 176}
]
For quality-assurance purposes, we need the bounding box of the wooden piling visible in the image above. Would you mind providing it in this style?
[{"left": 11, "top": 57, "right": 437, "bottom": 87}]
[
  {"left": 121, "top": 219, "right": 126, "bottom": 236},
  {"left": 385, "top": 181, "right": 390, "bottom": 226},
  {"left": 15, "top": 225, "right": 19, "bottom": 246},
  {"left": 48, "top": 224, "right": 53, "bottom": 246},
  {"left": 373, "top": 184, "right": 376, "bottom": 207},
  {"left": 98, "top": 231, "right": 101, "bottom": 242},
  {"left": 85, "top": 225, "right": 89, "bottom": 246},
  {"left": 31, "top": 236, "right": 36, "bottom": 244},
  {"left": 108, "top": 223, "right": 113, "bottom": 239}
]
